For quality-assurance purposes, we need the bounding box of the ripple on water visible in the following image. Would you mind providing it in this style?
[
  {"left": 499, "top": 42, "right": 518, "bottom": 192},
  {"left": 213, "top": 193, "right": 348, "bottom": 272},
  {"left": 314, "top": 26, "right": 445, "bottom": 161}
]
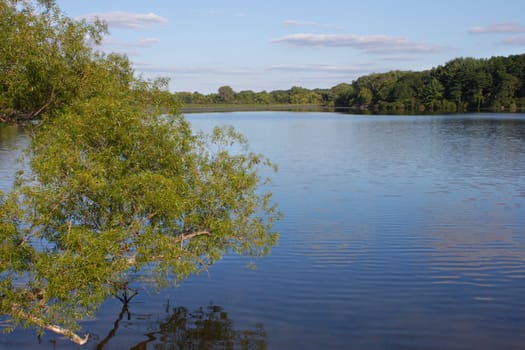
[{"left": 3, "top": 113, "right": 525, "bottom": 349}]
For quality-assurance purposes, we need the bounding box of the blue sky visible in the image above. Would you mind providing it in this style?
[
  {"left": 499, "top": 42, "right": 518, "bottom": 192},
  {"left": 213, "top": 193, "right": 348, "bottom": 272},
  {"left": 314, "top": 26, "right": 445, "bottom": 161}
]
[{"left": 56, "top": 0, "right": 525, "bottom": 93}]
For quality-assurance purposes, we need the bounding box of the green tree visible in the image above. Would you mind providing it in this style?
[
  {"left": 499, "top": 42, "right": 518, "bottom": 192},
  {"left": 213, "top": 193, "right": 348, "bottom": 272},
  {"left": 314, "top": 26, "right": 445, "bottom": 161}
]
[
  {"left": 270, "top": 90, "right": 290, "bottom": 104},
  {"left": 330, "top": 83, "right": 354, "bottom": 107},
  {"left": 434, "top": 58, "right": 465, "bottom": 111},
  {"left": 492, "top": 70, "right": 519, "bottom": 109},
  {"left": 237, "top": 90, "right": 256, "bottom": 104},
  {"left": 191, "top": 91, "right": 212, "bottom": 105},
  {"left": 388, "top": 73, "right": 421, "bottom": 110},
  {"left": 0, "top": 0, "right": 108, "bottom": 121},
  {"left": 175, "top": 91, "right": 195, "bottom": 104},
  {"left": 254, "top": 91, "right": 274, "bottom": 104},
  {"left": 357, "top": 87, "right": 373, "bottom": 106},
  {"left": 1, "top": 87, "right": 279, "bottom": 345},
  {"left": 218, "top": 85, "right": 235, "bottom": 103},
  {"left": 460, "top": 59, "right": 492, "bottom": 111},
  {"left": 289, "top": 86, "right": 310, "bottom": 104},
  {"left": 423, "top": 77, "right": 444, "bottom": 111},
  {"left": 0, "top": 0, "right": 279, "bottom": 344}
]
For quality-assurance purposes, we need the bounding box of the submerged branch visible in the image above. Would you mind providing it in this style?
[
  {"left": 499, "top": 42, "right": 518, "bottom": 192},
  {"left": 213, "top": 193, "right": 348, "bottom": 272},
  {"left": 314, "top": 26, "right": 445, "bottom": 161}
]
[{"left": 11, "top": 306, "right": 89, "bottom": 345}]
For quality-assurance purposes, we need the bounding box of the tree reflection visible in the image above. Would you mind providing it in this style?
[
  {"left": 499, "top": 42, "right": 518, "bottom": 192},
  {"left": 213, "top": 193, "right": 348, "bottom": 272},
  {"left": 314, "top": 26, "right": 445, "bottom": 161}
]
[
  {"left": 95, "top": 298, "right": 267, "bottom": 350},
  {"left": 0, "top": 124, "right": 26, "bottom": 189}
]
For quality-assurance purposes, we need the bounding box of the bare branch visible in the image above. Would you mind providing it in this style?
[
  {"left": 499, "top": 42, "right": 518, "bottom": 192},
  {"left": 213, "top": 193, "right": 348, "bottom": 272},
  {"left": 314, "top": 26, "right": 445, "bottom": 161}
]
[
  {"left": 11, "top": 306, "right": 89, "bottom": 345},
  {"left": 175, "top": 230, "right": 210, "bottom": 243},
  {"left": 31, "top": 87, "right": 55, "bottom": 119}
]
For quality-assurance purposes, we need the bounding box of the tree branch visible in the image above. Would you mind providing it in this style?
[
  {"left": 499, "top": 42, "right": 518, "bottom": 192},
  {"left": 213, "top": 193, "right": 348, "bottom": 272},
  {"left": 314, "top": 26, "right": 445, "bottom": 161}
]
[
  {"left": 31, "top": 86, "right": 55, "bottom": 119},
  {"left": 11, "top": 306, "right": 89, "bottom": 345},
  {"left": 123, "top": 230, "right": 210, "bottom": 266},
  {"left": 175, "top": 230, "right": 210, "bottom": 243}
]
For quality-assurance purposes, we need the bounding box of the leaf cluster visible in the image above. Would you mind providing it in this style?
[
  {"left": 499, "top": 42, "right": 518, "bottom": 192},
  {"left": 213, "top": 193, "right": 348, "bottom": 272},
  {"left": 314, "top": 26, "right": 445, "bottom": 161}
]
[{"left": 0, "top": 0, "right": 279, "bottom": 341}]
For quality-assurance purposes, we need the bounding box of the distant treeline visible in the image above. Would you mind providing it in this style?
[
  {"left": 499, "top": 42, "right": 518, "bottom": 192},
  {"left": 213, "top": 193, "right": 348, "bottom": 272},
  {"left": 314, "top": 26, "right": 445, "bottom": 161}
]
[{"left": 175, "top": 54, "right": 525, "bottom": 113}]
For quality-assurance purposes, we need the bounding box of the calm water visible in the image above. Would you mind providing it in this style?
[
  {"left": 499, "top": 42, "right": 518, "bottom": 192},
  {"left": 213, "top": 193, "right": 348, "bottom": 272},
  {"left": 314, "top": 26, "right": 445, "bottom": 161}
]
[{"left": 1, "top": 112, "right": 525, "bottom": 349}]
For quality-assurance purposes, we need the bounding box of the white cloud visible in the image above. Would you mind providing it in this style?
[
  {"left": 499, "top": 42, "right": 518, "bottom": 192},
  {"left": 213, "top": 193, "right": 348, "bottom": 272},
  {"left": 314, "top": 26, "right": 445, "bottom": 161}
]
[
  {"left": 81, "top": 11, "right": 168, "bottom": 29},
  {"left": 133, "top": 63, "right": 258, "bottom": 76},
  {"left": 503, "top": 35, "right": 525, "bottom": 45},
  {"left": 469, "top": 23, "right": 525, "bottom": 46},
  {"left": 271, "top": 33, "right": 440, "bottom": 54},
  {"left": 469, "top": 23, "right": 525, "bottom": 34},
  {"left": 284, "top": 19, "right": 317, "bottom": 26},
  {"left": 136, "top": 38, "right": 161, "bottom": 46},
  {"left": 283, "top": 19, "right": 343, "bottom": 30},
  {"left": 95, "top": 37, "right": 161, "bottom": 56},
  {"left": 102, "top": 37, "right": 160, "bottom": 49},
  {"left": 135, "top": 63, "right": 371, "bottom": 79},
  {"left": 380, "top": 55, "right": 420, "bottom": 62},
  {"left": 268, "top": 64, "right": 371, "bottom": 75}
]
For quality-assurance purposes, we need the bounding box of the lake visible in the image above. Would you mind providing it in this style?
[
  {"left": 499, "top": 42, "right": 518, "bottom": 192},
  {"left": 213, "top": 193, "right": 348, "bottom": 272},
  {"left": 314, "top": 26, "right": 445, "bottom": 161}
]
[{"left": 1, "top": 112, "right": 525, "bottom": 349}]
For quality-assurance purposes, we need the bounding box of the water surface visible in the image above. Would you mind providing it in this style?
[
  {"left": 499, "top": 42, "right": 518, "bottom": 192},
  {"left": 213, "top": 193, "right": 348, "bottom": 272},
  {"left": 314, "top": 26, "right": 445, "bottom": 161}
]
[{"left": 1, "top": 112, "right": 525, "bottom": 349}]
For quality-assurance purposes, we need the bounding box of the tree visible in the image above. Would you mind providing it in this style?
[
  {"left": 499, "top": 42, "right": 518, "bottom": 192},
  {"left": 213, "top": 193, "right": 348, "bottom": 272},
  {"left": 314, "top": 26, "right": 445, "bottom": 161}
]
[
  {"left": 423, "top": 77, "right": 444, "bottom": 111},
  {"left": 1, "top": 86, "right": 279, "bottom": 345},
  {"left": 270, "top": 90, "right": 290, "bottom": 104},
  {"left": 0, "top": 0, "right": 108, "bottom": 121},
  {"left": 289, "top": 86, "right": 310, "bottom": 104},
  {"left": 236, "top": 90, "right": 256, "bottom": 104},
  {"left": 0, "top": 1, "right": 279, "bottom": 344},
  {"left": 458, "top": 58, "right": 492, "bottom": 111},
  {"left": 254, "top": 90, "right": 274, "bottom": 104},
  {"left": 218, "top": 85, "right": 235, "bottom": 103},
  {"left": 330, "top": 83, "right": 354, "bottom": 107},
  {"left": 491, "top": 69, "right": 519, "bottom": 109},
  {"left": 434, "top": 58, "right": 465, "bottom": 111},
  {"left": 356, "top": 87, "right": 373, "bottom": 106}
]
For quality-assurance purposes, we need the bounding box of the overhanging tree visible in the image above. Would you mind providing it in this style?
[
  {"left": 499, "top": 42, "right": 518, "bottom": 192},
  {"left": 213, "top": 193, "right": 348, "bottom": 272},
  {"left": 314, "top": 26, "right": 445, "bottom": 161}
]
[
  {"left": 0, "top": 0, "right": 279, "bottom": 344},
  {"left": 1, "top": 90, "right": 279, "bottom": 345}
]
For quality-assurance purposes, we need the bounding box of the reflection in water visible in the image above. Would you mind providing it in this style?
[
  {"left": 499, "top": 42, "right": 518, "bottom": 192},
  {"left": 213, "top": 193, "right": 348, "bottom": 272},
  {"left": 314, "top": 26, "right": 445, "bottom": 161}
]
[
  {"left": 94, "top": 299, "right": 267, "bottom": 350},
  {"left": 0, "top": 123, "right": 28, "bottom": 192},
  {"left": 130, "top": 304, "right": 266, "bottom": 350},
  {"left": 188, "top": 113, "right": 525, "bottom": 349},
  {"left": 2, "top": 114, "right": 525, "bottom": 349}
]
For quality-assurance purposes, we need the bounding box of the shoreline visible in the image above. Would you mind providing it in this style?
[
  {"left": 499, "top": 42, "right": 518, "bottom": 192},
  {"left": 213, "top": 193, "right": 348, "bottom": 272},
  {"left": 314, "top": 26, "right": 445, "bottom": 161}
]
[{"left": 180, "top": 104, "right": 525, "bottom": 115}]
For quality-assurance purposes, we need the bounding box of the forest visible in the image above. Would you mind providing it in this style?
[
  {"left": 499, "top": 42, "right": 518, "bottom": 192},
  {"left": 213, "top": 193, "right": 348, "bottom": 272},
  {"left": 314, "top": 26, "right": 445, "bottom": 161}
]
[{"left": 175, "top": 54, "right": 525, "bottom": 113}]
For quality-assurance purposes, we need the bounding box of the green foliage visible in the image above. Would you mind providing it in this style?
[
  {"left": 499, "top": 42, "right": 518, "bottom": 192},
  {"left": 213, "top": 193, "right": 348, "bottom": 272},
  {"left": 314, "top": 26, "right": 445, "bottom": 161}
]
[
  {"left": 330, "top": 83, "right": 354, "bottom": 107},
  {"left": 339, "top": 54, "right": 525, "bottom": 113},
  {"left": 0, "top": 0, "right": 111, "bottom": 121},
  {"left": 357, "top": 87, "right": 373, "bottom": 106},
  {"left": 174, "top": 54, "right": 525, "bottom": 113},
  {"left": 0, "top": 0, "right": 280, "bottom": 342},
  {"left": 218, "top": 85, "right": 235, "bottom": 103},
  {"left": 2, "top": 0, "right": 522, "bottom": 339},
  {"left": 2, "top": 76, "right": 278, "bottom": 342},
  {"left": 174, "top": 86, "right": 327, "bottom": 107},
  {"left": 423, "top": 78, "right": 444, "bottom": 111}
]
